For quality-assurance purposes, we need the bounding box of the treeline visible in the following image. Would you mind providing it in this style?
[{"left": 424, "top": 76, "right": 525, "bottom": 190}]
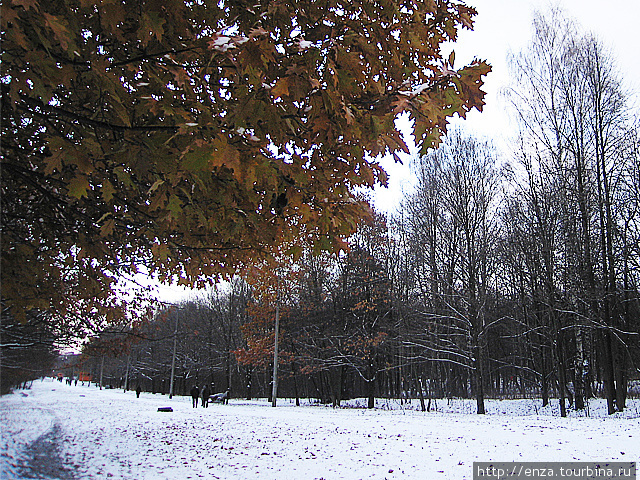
[
  {"left": 0, "top": 306, "right": 60, "bottom": 394},
  {"left": 82, "top": 11, "right": 640, "bottom": 415},
  {"left": 84, "top": 177, "right": 639, "bottom": 415},
  {"left": 78, "top": 282, "right": 249, "bottom": 398}
]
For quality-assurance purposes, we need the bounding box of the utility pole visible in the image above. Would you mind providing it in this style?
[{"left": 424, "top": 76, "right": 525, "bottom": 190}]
[
  {"left": 271, "top": 282, "right": 280, "bottom": 407},
  {"left": 169, "top": 311, "right": 179, "bottom": 399},
  {"left": 99, "top": 355, "right": 104, "bottom": 390},
  {"left": 123, "top": 353, "right": 131, "bottom": 393}
]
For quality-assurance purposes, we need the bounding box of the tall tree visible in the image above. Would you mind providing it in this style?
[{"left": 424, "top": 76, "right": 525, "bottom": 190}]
[
  {"left": 2, "top": 0, "right": 490, "bottom": 329},
  {"left": 501, "top": 142, "right": 569, "bottom": 412},
  {"left": 506, "top": 10, "right": 586, "bottom": 416},
  {"left": 506, "top": 8, "right": 637, "bottom": 413},
  {"left": 582, "top": 37, "right": 631, "bottom": 411},
  {"left": 400, "top": 131, "right": 500, "bottom": 414},
  {"left": 334, "top": 213, "right": 394, "bottom": 408}
]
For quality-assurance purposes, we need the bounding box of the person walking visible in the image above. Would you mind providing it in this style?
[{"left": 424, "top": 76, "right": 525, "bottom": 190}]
[
  {"left": 136, "top": 384, "right": 141, "bottom": 398},
  {"left": 201, "top": 384, "right": 210, "bottom": 408},
  {"left": 190, "top": 385, "right": 200, "bottom": 408}
]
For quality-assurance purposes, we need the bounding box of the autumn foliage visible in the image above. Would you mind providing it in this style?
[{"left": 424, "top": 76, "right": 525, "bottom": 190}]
[
  {"left": 1, "top": 0, "right": 489, "bottom": 322},
  {"left": 234, "top": 258, "right": 297, "bottom": 369},
  {"left": 236, "top": 215, "right": 394, "bottom": 405}
]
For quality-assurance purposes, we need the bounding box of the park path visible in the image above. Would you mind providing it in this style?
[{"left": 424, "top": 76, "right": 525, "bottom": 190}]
[{"left": 16, "top": 421, "right": 77, "bottom": 479}]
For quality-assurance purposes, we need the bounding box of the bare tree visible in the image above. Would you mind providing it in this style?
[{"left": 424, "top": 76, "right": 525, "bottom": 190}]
[
  {"left": 400, "top": 131, "right": 501, "bottom": 414},
  {"left": 507, "top": 7, "right": 638, "bottom": 413}
]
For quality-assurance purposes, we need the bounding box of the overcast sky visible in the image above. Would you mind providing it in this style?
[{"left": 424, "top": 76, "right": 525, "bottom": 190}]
[{"left": 373, "top": 0, "right": 640, "bottom": 212}]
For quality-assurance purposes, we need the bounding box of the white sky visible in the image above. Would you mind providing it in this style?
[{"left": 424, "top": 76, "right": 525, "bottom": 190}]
[{"left": 373, "top": 0, "right": 640, "bottom": 213}]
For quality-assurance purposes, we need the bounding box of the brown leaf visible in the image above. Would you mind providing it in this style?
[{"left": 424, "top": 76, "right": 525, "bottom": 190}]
[
  {"left": 271, "top": 77, "right": 292, "bottom": 98},
  {"left": 67, "top": 174, "right": 90, "bottom": 199},
  {"left": 43, "top": 13, "right": 71, "bottom": 51}
]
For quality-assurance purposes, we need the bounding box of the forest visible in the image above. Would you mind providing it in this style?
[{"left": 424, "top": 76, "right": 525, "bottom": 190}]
[
  {"left": 80, "top": 10, "right": 640, "bottom": 417},
  {"left": 2, "top": 1, "right": 639, "bottom": 416}
]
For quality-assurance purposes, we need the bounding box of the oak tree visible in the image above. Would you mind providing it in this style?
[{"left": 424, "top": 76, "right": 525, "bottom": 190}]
[{"left": 1, "top": 0, "right": 490, "bottom": 324}]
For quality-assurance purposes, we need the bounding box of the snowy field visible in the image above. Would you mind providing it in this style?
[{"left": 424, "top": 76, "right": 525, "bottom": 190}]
[{"left": 1, "top": 378, "right": 638, "bottom": 480}]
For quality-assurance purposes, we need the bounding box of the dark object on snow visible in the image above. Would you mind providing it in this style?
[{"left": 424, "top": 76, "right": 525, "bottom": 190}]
[
  {"left": 209, "top": 390, "right": 229, "bottom": 404},
  {"left": 157, "top": 407, "right": 173, "bottom": 412},
  {"left": 135, "top": 385, "right": 141, "bottom": 398}
]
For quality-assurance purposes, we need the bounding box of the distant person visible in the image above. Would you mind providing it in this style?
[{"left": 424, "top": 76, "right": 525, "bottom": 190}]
[
  {"left": 201, "top": 384, "right": 210, "bottom": 408},
  {"left": 136, "top": 384, "right": 141, "bottom": 398},
  {"left": 190, "top": 385, "right": 200, "bottom": 408}
]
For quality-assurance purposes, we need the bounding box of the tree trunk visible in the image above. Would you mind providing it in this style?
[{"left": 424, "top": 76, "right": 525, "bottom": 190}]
[
  {"left": 473, "top": 346, "right": 486, "bottom": 414},
  {"left": 245, "top": 366, "right": 252, "bottom": 400},
  {"left": 367, "top": 360, "right": 376, "bottom": 409},
  {"left": 292, "top": 361, "right": 300, "bottom": 407},
  {"left": 556, "top": 338, "right": 567, "bottom": 418},
  {"left": 416, "top": 377, "right": 426, "bottom": 412},
  {"left": 600, "top": 330, "right": 617, "bottom": 414},
  {"left": 574, "top": 327, "right": 585, "bottom": 410},
  {"left": 541, "top": 345, "right": 549, "bottom": 407},
  {"left": 614, "top": 343, "right": 627, "bottom": 411}
]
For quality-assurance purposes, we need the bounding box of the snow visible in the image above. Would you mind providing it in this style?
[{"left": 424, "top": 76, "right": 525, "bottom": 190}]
[{"left": 1, "top": 379, "right": 638, "bottom": 479}]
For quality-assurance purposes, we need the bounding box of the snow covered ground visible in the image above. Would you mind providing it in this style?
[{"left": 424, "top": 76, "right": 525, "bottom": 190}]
[{"left": 1, "top": 378, "right": 638, "bottom": 479}]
